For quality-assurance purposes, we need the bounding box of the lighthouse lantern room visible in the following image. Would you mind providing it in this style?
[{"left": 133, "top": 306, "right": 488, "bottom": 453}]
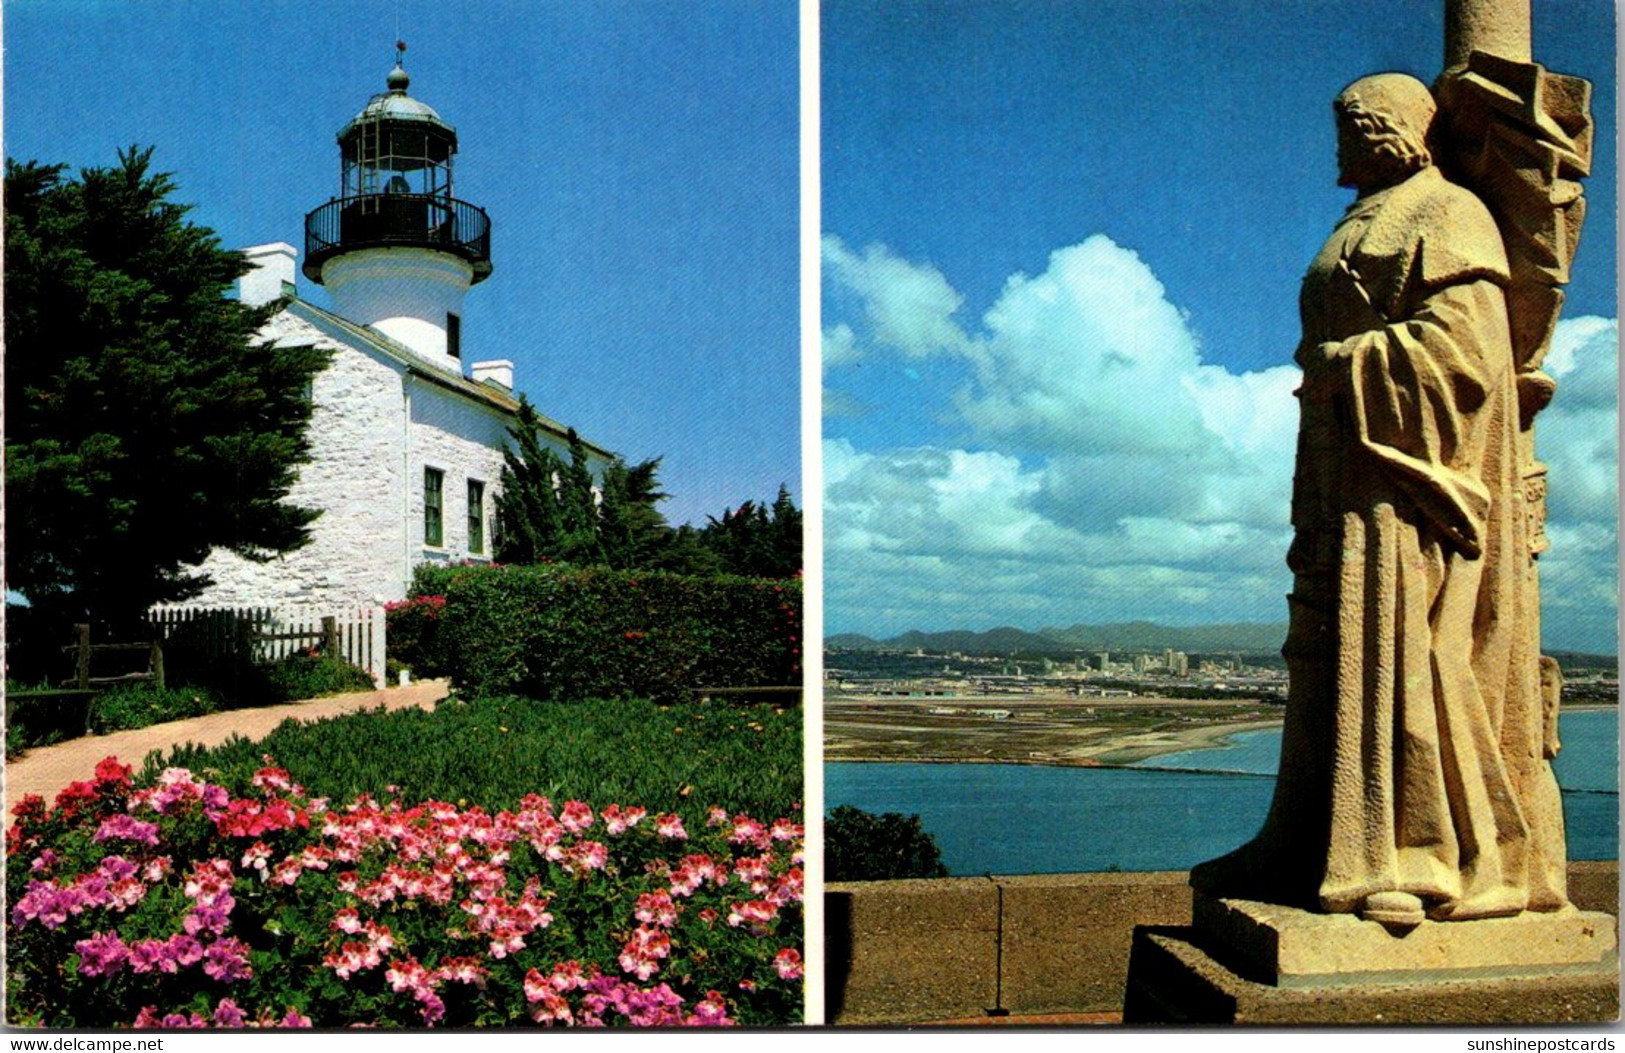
[{"left": 302, "top": 45, "right": 492, "bottom": 370}]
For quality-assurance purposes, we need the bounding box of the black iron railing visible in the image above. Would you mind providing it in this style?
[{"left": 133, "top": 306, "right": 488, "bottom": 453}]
[{"left": 303, "top": 194, "right": 492, "bottom": 283}]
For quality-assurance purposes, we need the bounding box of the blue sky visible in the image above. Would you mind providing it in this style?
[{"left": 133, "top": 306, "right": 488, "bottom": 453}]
[
  {"left": 822, "top": 0, "right": 1618, "bottom": 652},
  {"left": 4, "top": 0, "right": 799, "bottom": 529}
]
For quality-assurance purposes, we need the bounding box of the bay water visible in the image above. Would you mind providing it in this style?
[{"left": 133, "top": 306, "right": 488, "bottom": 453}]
[{"left": 824, "top": 708, "right": 1618, "bottom": 876}]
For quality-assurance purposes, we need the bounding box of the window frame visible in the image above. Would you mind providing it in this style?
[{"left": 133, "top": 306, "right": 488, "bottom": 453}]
[
  {"left": 467, "top": 478, "right": 485, "bottom": 555},
  {"left": 424, "top": 466, "right": 445, "bottom": 548}
]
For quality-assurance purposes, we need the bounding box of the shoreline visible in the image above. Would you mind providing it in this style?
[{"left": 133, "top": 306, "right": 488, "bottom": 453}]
[
  {"left": 825, "top": 715, "right": 1285, "bottom": 771},
  {"left": 826, "top": 702, "right": 1617, "bottom": 771}
]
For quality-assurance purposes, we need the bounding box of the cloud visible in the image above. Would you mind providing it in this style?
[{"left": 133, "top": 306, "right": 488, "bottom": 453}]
[
  {"left": 822, "top": 235, "right": 969, "bottom": 358},
  {"left": 1534, "top": 316, "right": 1618, "bottom": 653},
  {"left": 822, "top": 323, "right": 864, "bottom": 370},
  {"left": 823, "top": 234, "right": 1302, "bottom": 636},
  {"left": 824, "top": 238, "right": 1618, "bottom": 651}
]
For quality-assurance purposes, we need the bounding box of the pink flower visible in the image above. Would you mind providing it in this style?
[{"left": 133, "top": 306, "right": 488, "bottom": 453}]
[
  {"left": 559, "top": 800, "right": 594, "bottom": 833},
  {"left": 278, "top": 1009, "right": 314, "bottom": 1028},
  {"left": 550, "top": 960, "right": 589, "bottom": 992},
  {"left": 213, "top": 999, "right": 246, "bottom": 1028},
  {"left": 602, "top": 804, "right": 647, "bottom": 835},
  {"left": 202, "top": 937, "right": 253, "bottom": 983},
  {"left": 241, "top": 842, "right": 272, "bottom": 871},
  {"left": 251, "top": 765, "right": 297, "bottom": 794},
  {"left": 706, "top": 806, "right": 729, "bottom": 827},
  {"left": 689, "top": 990, "right": 735, "bottom": 1027},
  {"left": 654, "top": 813, "right": 687, "bottom": 840},
  {"left": 529, "top": 987, "right": 574, "bottom": 1025},
  {"left": 385, "top": 957, "right": 431, "bottom": 993},
  {"left": 730, "top": 815, "right": 770, "bottom": 849},
  {"left": 727, "top": 899, "right": 779, "bottom": 932},
  {"left": 774, "top": 947, "right": 804, "bottom": 980},
  {"left": 562, "top": 840, "right": 608, "bottom": 875},
  {"left": 635, "top": 890, "right": 678, "bottom": 928},
  {"left": 770, "top": 867, "right": 805, "bottom": 906},
  {"left": 416, "top": 988, "right": 446, "bottom": 1026},
  {"left": 166, "top": 933, "right": 206, "bottom": 967},
  {"left": 432, "top": 956, "right": 488, "bottom": 986},
  {"left": 93, "top": 814, "right": 160, "bottom": 846},
  {"left": 74, "top": 931, "right": 129, "bottom": 977}
]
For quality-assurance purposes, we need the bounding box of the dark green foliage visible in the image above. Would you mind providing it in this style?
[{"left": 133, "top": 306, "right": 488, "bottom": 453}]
[
  {"left": 699, "top": 484, "right": 803, "bottom": 578},
  {"left": 383, "top": 594, "right": 447, "bottom": 677},
  {"left": 598, "top": 456, "right": 675, "bottom": 570},
  {"left": 142, "top": 695, "right": 802, "bottom": 831},
  {"left": 4, "top": 148, "right": 329, "bottom": 632},
  {"left": 5, "top": 689, "right": 94, "bottom": 755},
  {"left": 493, "top": 396, "right": 802, "bottom": 577},
  {"left": 87, "top": 682, "right": 224, "bottom": 735},
  {"left": 825, "top": 805, "right": 950, "bottom": 881},
  {"left": 254, "top": 654, "right": 375, "bottom": 703},
  {"left": 493, "top": 401, "right": 609, "bottom": 566},
  {"left": 435, "top": 564, "right": 802, "bottom": 702}
]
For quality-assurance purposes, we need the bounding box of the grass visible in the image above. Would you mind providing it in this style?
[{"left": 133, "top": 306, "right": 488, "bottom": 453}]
[{"left": 140, "top": 693, "right": 803, "bottom": 828}]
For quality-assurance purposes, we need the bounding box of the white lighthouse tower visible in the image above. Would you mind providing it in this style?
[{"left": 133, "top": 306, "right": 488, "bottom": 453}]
[{"left": 302, "top": 48, "right": 492, "bottom": 373}]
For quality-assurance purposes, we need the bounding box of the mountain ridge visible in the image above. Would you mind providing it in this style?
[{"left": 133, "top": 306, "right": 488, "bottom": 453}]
[{"left": 826, "top": 621, "right": 1289, "bottom": 655}]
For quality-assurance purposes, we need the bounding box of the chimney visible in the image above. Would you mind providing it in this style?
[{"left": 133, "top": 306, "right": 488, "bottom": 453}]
[
  {"left": 471, "top": 360, "right": 514, "bottom": 390},
  {"left": 238, "top": 242, "right": 299, "bottom": 306}
]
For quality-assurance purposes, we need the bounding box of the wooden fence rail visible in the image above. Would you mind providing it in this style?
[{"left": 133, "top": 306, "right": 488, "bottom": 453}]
[{"left": 61, "top": 624, "right": 165, "bottom": 690}]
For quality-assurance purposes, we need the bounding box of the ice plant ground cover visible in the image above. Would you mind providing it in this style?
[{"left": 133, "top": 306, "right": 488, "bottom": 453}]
[
  {"left": 7, "top": 757, "right": 804, "bottom": 1027},
  {"left": 143, "top": 695, "right": 801, "bottom": 835}
]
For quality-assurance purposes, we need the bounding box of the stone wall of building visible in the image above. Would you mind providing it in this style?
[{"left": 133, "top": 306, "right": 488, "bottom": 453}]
[
  {"left": 183, "top": 311, "right": 412, "bottom": 610},
  {"left": 406, "top": 377, "right": 517, "bottom": 570}
]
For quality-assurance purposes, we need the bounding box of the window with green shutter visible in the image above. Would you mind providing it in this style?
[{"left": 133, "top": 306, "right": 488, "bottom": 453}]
[
  {"left": 424, "top": 467, "right": 444, "bottom": 547},
  {"left": 468, "top": 479, "right": 485, "bottom": 554}
]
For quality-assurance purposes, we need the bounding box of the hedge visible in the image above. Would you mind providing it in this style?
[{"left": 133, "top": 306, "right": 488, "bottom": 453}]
[{"left": 438, "top": 565, "right": 801, "bottom": 702}]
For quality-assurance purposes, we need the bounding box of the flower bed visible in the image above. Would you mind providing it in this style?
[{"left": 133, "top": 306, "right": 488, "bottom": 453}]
[{"left": 7, "top": 758, "right": 803, "bottom": 1028}]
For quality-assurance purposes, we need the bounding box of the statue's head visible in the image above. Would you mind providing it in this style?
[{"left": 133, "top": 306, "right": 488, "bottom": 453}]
[{"left": 1333, "top": 73, "right": 1436, "bottom": 194}]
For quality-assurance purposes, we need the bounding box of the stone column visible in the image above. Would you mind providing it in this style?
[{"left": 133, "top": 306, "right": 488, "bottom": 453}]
[{"left": 1445, "top": 0, "right": 1530, "bottom": 67}]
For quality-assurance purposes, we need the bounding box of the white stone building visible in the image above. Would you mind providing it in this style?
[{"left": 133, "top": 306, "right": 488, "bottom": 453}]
[{"left": 182, "top": 62, "right": 607, "bottom": 612}]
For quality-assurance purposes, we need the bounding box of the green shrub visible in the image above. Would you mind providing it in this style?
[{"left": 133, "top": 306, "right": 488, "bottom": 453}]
[
  {"left": 825, "top": 805, "right": 950, "bottom": 881},
  {"left": 5, "top": 689, "right": 92, "bottom": 755},
  {"left": 409, "top": 561, "right": 491, "bottom": 598},
  {"left": 255, "top": 654, "right": 376, "bottom": 702},
  {"left": 86, "top": 682, "right": 224, "bottom": 734},
  {"left": 437, "top": 565, "right": 800, "bottom": 702},
  {"left": 385, "top": 594, "right": 448, "bottom": 677}
]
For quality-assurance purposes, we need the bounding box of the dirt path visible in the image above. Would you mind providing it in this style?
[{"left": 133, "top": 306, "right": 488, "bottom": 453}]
[{"left": 4, "top": 679, "right": 452, "bottom": 810}]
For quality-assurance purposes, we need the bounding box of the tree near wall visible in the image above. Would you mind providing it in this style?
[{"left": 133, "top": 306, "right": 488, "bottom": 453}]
[
  {"left": 5, "top": 148, "right": 329, "bottom": 632},
  {"left": 493, "top": 397, "right": 803, "bottom": 577}
]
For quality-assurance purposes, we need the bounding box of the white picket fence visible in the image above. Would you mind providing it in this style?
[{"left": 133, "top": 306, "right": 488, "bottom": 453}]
[{"left": 149, "top": 606, "right": 387, "bottom": 689}]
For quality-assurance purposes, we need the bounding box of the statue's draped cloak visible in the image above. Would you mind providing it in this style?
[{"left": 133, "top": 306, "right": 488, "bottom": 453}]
[{"left": 1258, "top": 165, "right": 1567, "bottom": 918}]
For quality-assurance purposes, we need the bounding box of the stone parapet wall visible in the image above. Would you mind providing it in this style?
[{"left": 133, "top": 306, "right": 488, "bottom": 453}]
[{"left": 824, "top": 862, "right": 1619, "bottom": 1026}]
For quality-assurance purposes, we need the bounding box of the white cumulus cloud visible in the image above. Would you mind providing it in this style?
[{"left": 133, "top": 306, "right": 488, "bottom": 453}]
[{"left": 823, "top": 237, "right": 1618, "bottom": 652}]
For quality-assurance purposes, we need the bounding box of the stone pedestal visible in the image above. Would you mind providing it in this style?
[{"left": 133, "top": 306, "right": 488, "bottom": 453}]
[{"left": 1124, "top": 894, "right": 1619, "bottom": 1024}]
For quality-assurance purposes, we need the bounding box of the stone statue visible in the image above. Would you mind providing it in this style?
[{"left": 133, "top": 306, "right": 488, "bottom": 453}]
[{"left": 1192, "top": 71, "right": 1576, "bottom": 928}]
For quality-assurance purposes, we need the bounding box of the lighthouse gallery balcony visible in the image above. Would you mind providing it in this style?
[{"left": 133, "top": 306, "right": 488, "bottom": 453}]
[{"left": 303, "top": 193, "right": 492, "bottom": 284}]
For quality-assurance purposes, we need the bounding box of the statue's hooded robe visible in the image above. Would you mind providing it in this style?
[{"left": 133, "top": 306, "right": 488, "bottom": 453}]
[{"left": 1199, "top": 163, "right": 1568, "bottom": 919}]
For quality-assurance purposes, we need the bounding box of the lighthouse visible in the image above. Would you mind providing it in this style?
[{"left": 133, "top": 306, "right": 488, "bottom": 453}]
[{"left": 302, "top": 49, "right": 492, "bottom": 372}]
